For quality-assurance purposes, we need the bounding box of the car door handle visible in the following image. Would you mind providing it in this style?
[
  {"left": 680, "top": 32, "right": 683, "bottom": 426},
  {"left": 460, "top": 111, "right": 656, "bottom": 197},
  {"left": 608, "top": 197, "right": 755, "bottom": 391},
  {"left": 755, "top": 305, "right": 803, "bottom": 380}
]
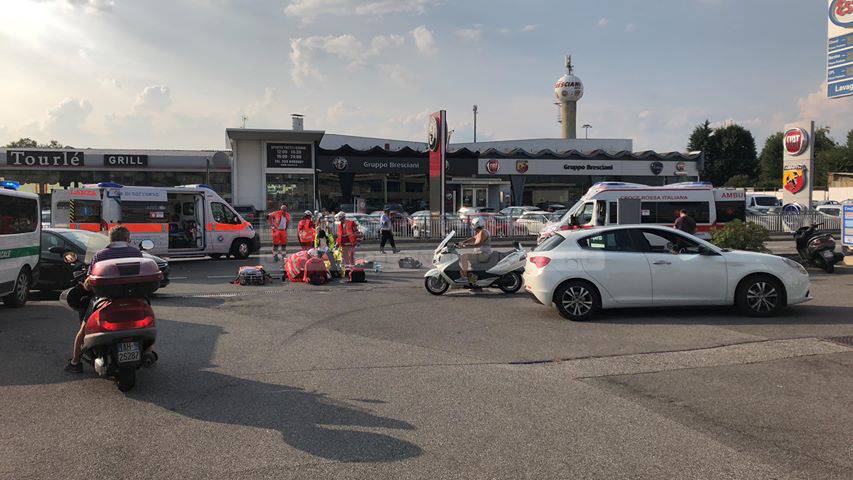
[{"left": 652, "top": 260, "right": 671, "bottom": 265}]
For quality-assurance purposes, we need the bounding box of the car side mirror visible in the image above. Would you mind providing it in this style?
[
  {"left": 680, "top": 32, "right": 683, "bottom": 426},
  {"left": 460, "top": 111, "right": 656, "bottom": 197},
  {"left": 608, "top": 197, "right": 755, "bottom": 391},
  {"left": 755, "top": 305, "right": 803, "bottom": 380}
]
[
  {"left": 48, "top": 246, "right": 67, "bottom": 254},
  {"left": 140, "top": 240, "right": 155, "bottom": 251}
]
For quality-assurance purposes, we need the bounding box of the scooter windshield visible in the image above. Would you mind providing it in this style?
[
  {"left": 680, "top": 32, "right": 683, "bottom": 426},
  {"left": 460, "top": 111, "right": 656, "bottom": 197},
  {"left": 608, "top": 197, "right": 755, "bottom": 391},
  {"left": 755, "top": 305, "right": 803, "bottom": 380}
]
[
  {"left": 434, "top": 230, "right": 456, "bottom": 256},
  {"left": 61, "top": 230, "right": 110, "bottom": 265}
]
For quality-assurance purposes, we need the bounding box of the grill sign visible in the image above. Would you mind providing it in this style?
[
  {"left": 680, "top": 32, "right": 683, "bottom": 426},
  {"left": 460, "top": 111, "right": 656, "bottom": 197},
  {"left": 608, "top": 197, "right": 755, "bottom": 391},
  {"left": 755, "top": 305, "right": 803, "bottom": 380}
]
[
  {"left": 105, "top": 154, "right": 148, "bottom": 167},
  {"left": 7, "top": 150, "right": 84, "bottom": 167},
  {"left": 784, "top": 128, "right": 809, "bottom": 156}
]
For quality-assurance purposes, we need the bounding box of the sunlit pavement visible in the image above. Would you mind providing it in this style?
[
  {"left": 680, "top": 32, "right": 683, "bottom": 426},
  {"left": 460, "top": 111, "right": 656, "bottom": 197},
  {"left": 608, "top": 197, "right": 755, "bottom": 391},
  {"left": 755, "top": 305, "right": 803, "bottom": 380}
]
[{"left": 1, "top": 256, "right": 851, "bottom": 479}]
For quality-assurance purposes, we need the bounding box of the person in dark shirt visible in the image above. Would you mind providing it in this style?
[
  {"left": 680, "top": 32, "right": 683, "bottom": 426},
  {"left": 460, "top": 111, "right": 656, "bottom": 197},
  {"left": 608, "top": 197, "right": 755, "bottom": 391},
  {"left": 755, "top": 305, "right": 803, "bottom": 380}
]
[
  {"left": 674, "top": 209, "right": 697, "bottom": 235},
  {"left": 65, "top": 226, "right": 150, "bottom": 372}
]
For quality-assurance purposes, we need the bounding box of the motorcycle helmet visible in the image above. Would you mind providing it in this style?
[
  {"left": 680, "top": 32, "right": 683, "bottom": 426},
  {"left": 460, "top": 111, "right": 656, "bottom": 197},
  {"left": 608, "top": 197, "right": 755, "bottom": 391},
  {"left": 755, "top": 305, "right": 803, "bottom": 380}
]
[
  {"left": 303, "top": 210, "right": 312, "bottom": 218},
  {"left": 471, "top": 217, "right": 485, "bottom": 229}
]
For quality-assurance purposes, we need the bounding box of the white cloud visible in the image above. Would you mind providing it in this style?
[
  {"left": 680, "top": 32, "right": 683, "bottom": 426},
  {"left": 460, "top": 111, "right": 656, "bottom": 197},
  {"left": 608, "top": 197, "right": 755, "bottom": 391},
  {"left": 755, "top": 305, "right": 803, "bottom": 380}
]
[
  {"left": 797, "top": 82, "right": 853, "bottom": 134},
  {"left": 411, "top": 26, "right": 437, "bottom": 55},
  {"left": 289, "top": 33, "right": 407, "bottom": 85},
  {"left": 133, "top": 85, "right": 171, "bottom": 112},
  {"left": 284, "top": 0, "right": 437, "bottom": 22},
  {"left": 379, "top": 64, "right": 416, "bottom": 85},
  {"left": 455, "top": 27, "right": 482, "bottom": 42},
  {"left": 326, "top": 101, "right": 367, "bottom": 123},
  {"left": 597, "top": 18, "right": 609, "bottom": 28},
  {"left": 42, "top": 0, "right": 115, "bottom": 13},
  {"left": 97, "top": 78, "right": 122, "bottom": 88},
  {"left": 625, "top": 23, "right": 636, "bottom": 32},
  {"left": 520, "top": 24, "right": 539, "bottom": 32},
  {"left": 43, "top": 98, "right": 93, "bottom": 139},
  {"left": 499, "top": 28, "right": 513, "bottom": 36}
]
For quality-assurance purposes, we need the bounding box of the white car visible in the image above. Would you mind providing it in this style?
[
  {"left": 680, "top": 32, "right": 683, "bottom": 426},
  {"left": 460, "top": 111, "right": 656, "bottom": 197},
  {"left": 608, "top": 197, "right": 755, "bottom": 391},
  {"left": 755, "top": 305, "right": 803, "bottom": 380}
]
[{"left": 523, "top": 225, "right": 811, "bottom": 321}]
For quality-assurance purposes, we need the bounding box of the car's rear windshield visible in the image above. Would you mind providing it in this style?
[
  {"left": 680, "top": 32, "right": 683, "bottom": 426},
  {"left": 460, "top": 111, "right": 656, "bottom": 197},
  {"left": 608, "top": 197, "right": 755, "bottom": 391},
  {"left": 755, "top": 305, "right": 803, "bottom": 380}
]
[
  {"left": 534, "top": 235, "right": 565, "bottom": 252},
  {"left": 754, "top": 197, "right": 779, "bottom": 206}
]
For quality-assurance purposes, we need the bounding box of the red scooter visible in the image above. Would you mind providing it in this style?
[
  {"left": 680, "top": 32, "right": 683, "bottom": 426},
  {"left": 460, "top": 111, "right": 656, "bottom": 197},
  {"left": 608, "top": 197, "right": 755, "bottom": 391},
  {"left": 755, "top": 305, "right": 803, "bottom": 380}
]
[{"left": 63, "top": 245, "right": 161, "bottom": 391}]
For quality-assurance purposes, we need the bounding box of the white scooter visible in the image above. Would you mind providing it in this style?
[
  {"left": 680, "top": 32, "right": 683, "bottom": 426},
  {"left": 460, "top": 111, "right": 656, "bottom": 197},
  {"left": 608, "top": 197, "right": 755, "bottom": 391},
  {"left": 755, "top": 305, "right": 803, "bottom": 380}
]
[{"left": 424, "top": 231, "right": 526, "bottom": 295}]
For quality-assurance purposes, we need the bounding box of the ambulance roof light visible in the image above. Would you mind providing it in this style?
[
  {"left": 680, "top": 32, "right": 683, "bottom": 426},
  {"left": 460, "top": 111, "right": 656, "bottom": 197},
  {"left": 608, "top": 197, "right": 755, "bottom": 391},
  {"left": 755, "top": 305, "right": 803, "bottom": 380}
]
[
  {"left": 0, "top": 180, "right": 20, "bottom": 190},
  {"left": 177, "top": 184, "right": 214, "bottom": 190},
  {"left": 95, "top": 182, "right": 124, "bottom": 188}
]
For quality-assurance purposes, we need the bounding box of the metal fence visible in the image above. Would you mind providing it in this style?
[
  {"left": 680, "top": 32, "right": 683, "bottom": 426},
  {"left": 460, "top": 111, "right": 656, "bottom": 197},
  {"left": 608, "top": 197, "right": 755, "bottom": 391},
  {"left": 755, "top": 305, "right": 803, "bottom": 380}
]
[
  {"left": 745, "top": 213, "right": 841, "bottom": 234},
  {"left": 250, "top": 212, "right": 841, "bottom": 243},
  {"left": 251, "top": 215, "right": 552, "bottom": 243}
]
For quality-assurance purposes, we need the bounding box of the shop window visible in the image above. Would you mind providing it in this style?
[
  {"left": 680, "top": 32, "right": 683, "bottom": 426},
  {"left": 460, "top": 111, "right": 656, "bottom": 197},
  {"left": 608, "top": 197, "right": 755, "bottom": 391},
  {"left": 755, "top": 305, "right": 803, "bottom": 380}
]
[
  {"left": 386, "top": 181, "right": 400, "bottom": 193},
  {"left": 405, "top": 182, "right": 424, "bottom": 193}
]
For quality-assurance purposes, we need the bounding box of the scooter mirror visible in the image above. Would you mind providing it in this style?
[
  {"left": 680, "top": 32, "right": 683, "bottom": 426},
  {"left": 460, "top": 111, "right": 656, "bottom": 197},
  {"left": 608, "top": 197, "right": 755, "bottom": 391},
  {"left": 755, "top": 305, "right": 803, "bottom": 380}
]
[{"left": 140, "top": 240, "right": 155, "bottom": 251}]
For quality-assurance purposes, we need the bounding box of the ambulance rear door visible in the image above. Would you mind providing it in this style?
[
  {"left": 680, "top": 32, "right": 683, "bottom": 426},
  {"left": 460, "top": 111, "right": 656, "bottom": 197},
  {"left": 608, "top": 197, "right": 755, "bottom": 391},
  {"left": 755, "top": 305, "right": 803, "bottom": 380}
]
[
  {"left": 115, "top": 187, "right": 169, "bottom": 254},
  {"left": 66, "top": 188, "right": 103, "bottom": 231}
]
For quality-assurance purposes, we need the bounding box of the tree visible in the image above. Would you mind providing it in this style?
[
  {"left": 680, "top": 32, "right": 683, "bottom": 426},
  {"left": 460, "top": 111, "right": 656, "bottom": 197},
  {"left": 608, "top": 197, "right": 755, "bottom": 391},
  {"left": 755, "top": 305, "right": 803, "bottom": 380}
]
[
  {"left": 3, "top": 138, "right": 73, "bottom": 149},
  {"left": 724, "top": 174, "right": 751, "bottom": 188},
  {"left": 758, "top": 131, "right": 783, "bottom": 189},
  {"left": 687, "top": 122, "right": 757, "bottom": 187}
]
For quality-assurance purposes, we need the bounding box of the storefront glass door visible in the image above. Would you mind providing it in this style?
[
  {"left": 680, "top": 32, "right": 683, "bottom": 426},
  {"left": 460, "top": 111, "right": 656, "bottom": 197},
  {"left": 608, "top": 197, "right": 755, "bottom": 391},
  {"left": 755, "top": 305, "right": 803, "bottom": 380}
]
[{"left": 461, "top": 187, "right": 488, "bottom": 209}]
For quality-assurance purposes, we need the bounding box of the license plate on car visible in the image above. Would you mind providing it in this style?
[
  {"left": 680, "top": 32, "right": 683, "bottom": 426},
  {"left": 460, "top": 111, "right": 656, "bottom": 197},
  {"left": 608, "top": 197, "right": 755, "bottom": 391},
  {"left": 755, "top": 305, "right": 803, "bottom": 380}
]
[{"left": 116, "top": 342, "right": 141, "bottom": 363}]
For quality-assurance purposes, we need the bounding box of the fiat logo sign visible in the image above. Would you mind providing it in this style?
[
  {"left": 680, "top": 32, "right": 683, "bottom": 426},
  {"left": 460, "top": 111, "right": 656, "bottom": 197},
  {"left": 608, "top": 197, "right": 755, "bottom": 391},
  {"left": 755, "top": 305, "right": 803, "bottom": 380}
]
[
  {"left": 784, "top": 128, "right": 809, "bottom": 156},
  {"left": 486, "top": 159, "right": 500, "bottom": 174}
]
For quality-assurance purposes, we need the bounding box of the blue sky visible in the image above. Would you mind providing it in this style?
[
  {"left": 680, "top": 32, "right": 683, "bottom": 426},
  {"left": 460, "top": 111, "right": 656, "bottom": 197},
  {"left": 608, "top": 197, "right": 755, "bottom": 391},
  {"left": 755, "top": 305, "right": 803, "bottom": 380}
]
[{"left": 1, "top": 0, "right": 850, "bottom": 151}]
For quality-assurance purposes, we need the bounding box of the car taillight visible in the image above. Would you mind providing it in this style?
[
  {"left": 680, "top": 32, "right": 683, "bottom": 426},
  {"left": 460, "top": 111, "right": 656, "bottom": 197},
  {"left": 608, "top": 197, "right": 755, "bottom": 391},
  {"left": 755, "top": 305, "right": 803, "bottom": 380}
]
[
  {"left": 529, "top": 256, "right": 551, "bottom": 268},
  {"left": 559, "top": 225, "right": 572, "bottom": 231}
]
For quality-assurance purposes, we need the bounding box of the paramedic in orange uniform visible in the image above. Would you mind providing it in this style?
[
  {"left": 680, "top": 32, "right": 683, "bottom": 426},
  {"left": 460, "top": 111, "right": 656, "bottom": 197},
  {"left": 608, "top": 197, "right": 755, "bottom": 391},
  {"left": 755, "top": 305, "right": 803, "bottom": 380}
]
[
  {"left": 335, "top": 212, "right": 360, "bottom": 267},
  {"left": 267, "top": 204, "right": 291, "bottom": 262},
  {"left": 297, "top": 211, "right": 316, "bottom": 251}
]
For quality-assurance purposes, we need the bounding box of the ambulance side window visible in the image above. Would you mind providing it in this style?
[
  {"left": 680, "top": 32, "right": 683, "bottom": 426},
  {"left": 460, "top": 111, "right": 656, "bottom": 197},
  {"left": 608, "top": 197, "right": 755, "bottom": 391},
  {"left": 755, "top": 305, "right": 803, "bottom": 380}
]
[
  {"left": 211, "top": 202, "right": 240, "bottom": 224},
  {"left": 578, "top": 202, "right": 595, "bottom": 225},
  {"left": 70, "top": 200, "right": 101, "bottom": 224}
]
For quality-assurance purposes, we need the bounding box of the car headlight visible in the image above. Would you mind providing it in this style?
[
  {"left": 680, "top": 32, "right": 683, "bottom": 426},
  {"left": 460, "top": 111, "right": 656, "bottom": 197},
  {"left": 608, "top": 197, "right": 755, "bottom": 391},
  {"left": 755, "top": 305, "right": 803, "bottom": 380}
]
[
  {"left": 63, "top": 251, "right": 78, "bottom": 264},
  {"left": 782, "top": 257, "right": 807, "bottom": 274}
]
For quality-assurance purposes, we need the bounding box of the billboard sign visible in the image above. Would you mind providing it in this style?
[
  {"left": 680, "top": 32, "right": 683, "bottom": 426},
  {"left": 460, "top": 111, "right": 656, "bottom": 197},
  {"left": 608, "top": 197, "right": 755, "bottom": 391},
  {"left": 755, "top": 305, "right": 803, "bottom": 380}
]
[
  {"left": 828, "top": 0, "right": 853, "bottom": 99},
  {"left": 427, "top": 111, "right": 447, "bottom": 215},
  {"left": 266, "top": 143, "right": 312, "bottom": 169},
  {"left": 782, "top": 121, "right": 815, "bottom": 206},
  {"left": 843, "top": 203, "right": 853, "bottom": 247}
]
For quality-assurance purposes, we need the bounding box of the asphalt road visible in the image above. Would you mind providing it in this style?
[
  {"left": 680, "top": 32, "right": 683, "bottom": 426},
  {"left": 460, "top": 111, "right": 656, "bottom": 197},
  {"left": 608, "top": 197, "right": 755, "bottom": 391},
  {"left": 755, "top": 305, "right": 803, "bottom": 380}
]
[{"left": 1, "top": 253, "right": 851, "bottom": 479}]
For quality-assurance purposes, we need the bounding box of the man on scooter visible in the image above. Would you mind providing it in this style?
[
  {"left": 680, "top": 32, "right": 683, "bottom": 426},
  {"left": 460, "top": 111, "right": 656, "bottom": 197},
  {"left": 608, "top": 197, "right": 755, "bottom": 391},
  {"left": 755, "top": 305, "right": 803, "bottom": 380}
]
[
  {"left": 64, "top": 226, "right": 156, "bottom": 373},
  {"left": 459, "top": 217, "right": 492, "bottom": 284}
]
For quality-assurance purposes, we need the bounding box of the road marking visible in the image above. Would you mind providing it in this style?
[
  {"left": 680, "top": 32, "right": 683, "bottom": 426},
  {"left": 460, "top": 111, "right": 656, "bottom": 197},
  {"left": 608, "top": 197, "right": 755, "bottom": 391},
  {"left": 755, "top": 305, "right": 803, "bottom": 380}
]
[
  {"left": 171, "top": 276, "right": 188, "bottom": 280},
  {"left": 207, "top": 275, "right": 236, "bottom": 278}
]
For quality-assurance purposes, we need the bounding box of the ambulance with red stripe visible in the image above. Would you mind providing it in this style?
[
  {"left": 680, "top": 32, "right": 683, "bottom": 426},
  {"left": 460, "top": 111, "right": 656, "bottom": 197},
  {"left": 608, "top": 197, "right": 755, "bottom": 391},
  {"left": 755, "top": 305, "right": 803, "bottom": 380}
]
[
  {"left": 538, "top": 182, "right": 746, "bottom": 243},
  {"left": 51, "top": 183, "right": 260, "bottom": 259}
]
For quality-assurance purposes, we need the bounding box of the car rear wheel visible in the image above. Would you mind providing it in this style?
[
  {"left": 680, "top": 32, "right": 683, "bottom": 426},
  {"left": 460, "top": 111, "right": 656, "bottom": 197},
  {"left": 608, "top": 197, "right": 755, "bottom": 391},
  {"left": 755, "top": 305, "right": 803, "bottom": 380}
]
[
  {"left": 3, "top": 268, "right": 30, "bottom": 308},
  {"left": 554, "top": 280, "right": 599, "bottom": 321},
  {"left": 736, "top": 275, "right": 784, "bottom": 317}
]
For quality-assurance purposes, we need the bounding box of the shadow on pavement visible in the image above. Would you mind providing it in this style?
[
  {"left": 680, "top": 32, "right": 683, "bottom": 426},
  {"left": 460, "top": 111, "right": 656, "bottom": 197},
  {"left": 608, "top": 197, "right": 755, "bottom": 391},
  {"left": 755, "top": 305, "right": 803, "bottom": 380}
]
[
  {"left": 596, "top": 304, "right": 853, "bottom": 325},
  {"left": 0, "top": 306, "right": 423, "bottom": 463}
]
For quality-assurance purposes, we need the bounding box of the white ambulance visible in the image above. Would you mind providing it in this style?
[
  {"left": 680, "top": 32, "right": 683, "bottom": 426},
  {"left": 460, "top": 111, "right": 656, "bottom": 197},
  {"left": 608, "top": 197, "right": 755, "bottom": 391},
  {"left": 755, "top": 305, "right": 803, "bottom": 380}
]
[
  {"left": 0, "top": 181, "right": 40, "bottom": 307},
  {"left": 538, "top": 182, "right": 746, "bottom": 242},
  {"left": 51, "top": 183, "right": 259, "bottom": 259}
]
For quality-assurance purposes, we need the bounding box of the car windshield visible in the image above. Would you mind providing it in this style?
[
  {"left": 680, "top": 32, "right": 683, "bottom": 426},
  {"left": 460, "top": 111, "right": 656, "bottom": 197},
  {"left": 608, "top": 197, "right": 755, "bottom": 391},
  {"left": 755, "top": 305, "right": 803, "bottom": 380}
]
[
  {"left": 59, "top": 230, "right": 110, "bottom": 264},
  {"left": 754, "top": 197, "right": 779, "bottom": 206},
  {"left": 561, "top": 200, "right": 583, "bottom": 223}
]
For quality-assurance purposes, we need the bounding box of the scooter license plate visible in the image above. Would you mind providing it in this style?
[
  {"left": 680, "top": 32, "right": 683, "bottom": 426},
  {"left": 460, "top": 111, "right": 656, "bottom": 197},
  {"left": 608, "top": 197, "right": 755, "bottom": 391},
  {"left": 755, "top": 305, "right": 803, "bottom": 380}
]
[
  {"left": 822, "top": 250, "right": 834, "bottom": 259},
  {"left": 116, "top": 342, "right": 141, "bottom": 363}
]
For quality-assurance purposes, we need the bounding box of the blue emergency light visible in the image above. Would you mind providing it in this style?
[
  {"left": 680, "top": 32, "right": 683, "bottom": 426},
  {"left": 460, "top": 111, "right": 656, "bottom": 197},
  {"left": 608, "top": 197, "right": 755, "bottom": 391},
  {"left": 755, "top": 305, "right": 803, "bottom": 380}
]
[
  {"left": 0, "top": 180, "right": 21, "bottom": 190},
  {"left": 97, "top": 182, "right": 124, "bottom": 188}
]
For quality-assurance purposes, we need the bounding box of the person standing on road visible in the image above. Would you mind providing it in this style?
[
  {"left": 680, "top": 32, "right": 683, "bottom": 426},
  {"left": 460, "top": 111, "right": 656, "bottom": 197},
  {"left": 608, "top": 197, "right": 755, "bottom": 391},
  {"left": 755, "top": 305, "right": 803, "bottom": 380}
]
[
  {"left": 336, "top": 212, "right": 361, "bottom": 267},
  {"left": 674, "top": 209, "right": 697, "bottom": 235},
  {"left": 379, "top": 209, "right": 399, "bottom": 254},
  {"left": 297, "top": 210, "right": 316, "bottom": 251},
  {"left": 267, "top": 204, "right": 291, "bottom": 262}
]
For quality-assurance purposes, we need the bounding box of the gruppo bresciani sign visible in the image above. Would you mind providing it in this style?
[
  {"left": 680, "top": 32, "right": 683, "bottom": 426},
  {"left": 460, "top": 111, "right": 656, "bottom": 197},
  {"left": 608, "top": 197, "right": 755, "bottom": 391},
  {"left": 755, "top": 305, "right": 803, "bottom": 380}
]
[
  {"left": 827, "top": 0, "right": 853, "bottom": 99},
  {"left": 782, "top": 121, "right": 815, "bottom": 207}
]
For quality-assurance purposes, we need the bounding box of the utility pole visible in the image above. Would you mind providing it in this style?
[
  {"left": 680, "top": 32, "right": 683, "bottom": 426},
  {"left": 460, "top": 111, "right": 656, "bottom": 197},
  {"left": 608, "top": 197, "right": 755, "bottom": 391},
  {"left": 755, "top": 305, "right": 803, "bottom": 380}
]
[
  {"left": 472, "top": 104, "right": 478, "bottom": 143},
  {"left": 582, "top": 124, "right": 592, "bottom": 139},
  {"left": 240, "top": 114, "right": 248, "bottom": 128}
]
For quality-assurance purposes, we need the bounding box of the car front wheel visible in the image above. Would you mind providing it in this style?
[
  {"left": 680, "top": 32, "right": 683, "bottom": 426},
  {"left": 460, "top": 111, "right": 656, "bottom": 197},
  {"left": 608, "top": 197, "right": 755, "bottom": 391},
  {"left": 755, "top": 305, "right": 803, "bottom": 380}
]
[
  {"left": 736, "top": 275, "right": 784, "bottom": 317},
  {"left": 554, "top": 280, "right": 599, "bottom": 321}
]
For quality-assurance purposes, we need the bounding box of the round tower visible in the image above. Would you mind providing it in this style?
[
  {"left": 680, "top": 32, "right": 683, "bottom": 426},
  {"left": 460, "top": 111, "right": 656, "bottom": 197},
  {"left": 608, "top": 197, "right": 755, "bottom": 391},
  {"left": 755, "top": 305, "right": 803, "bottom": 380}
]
[{"left": 554, "top": 55, "right": 584, "bottom": 139}]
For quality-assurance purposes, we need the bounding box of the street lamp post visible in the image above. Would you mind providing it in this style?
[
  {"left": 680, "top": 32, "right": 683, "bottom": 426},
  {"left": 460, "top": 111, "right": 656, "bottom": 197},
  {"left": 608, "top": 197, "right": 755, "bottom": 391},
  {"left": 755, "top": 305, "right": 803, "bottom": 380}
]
[
  {"left": 472, "top": 105, "right": 478, "bottom": 143},
  {"left": 582, "top": 124, "right": 592, "bottom": 139}
]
